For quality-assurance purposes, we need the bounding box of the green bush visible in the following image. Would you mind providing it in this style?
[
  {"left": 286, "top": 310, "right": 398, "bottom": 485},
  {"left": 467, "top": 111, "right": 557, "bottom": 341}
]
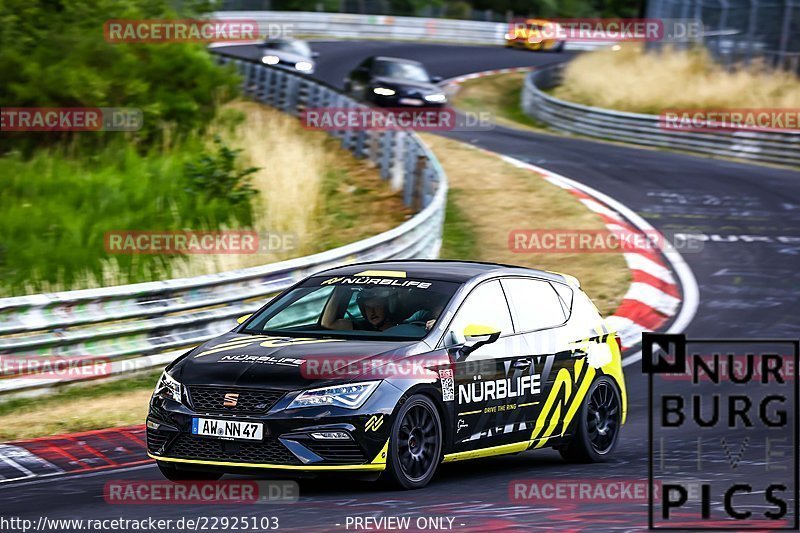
[
  {"left": 184, "top": 136, "right": 259, "bottom": 211},
  {"left": 0, "top": 0, "right": 240, "bottom": 152},
  {"left": 0, "top": 138, "right": 257, "bottom": 295}
]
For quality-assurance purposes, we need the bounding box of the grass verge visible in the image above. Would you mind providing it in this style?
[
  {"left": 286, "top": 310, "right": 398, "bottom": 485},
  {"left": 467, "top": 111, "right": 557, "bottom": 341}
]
[
  {"left": 451, "top": 71, "right": 543, "bottom": 131},
  {"left": 426, "top": 134, "right": 630, "bottom": 316},
  {"left": 0, "top": 371, "right": 160, "bottom": 441}
]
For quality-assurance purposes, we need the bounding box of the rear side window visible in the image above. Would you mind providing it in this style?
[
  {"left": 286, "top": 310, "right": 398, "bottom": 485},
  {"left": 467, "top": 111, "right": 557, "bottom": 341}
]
[{"left": 501, "top": 278, "right": 568, "bottom": 333}]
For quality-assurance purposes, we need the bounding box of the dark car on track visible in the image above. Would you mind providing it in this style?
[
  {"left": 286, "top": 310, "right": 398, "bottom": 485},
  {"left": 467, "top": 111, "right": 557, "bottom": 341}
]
[
  {"left": 344, "top": 56, "right": 447, "bottom": 107},
  {"left": 259, "top": 38, "right": 317, "bottom": 74},
  {"left": 147, "top": 260, "right": 627, "bottom": 489}
]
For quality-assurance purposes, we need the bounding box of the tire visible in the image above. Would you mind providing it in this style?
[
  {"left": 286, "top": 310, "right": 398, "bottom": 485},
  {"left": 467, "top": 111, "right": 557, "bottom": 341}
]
[
  {"left": 157, "top": 461, "right": 223, "bottom": 482},
  {"left": 559, "top": 376, "right": 622, "bottom": 463},
  {"left": 384, "top": 394, "right": 442, "bottom": 489}
]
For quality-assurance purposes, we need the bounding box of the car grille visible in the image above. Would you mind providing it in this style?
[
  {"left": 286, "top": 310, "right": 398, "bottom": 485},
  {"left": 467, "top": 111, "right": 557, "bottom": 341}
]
[
  {"left": 146, "top": 428, "right": 173, "bottom": 455},
  {"left": 166, "top": 434, "right": 300, "bottom": 465},
  {"left": 186, "top": 386, "right": 285, "bottom": 414},
  {"left": 303, "top": 440, "right": 367, "bottom": 465}
]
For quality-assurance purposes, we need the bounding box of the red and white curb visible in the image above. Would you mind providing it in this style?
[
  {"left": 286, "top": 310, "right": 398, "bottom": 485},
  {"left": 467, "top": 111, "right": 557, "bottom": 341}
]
[
  {"left": 0, "top": 426, "right": 148, "bottom": 484},
  {"left": 498, "top": 155, "right": 699, "bottom": 367}
]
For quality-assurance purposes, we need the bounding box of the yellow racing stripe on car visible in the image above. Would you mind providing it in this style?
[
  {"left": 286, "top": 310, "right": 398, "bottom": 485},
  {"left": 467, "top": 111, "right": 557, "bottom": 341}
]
[
  {"left": 354, "top": 270, "right": 406, "bottom": 278},
  {"left": 149, "top": 452, "right": 386, "bottom": 471},
  {"left": 442, "top": 440, "right": 529, "bottom": 462},
  {"left": 370, "top": 439, "right": 390, "bottom": 464}
]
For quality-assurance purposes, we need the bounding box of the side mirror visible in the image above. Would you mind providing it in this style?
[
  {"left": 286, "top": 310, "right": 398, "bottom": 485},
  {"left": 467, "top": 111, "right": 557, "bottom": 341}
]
[
  {"left": 311, "top": 51, "right": 320, "bottom": 58},
  {"left": 459, "top": 324, "right": 501, "bottom": 359},
  {"left": 236, "top": 314, "right": 253, "bottom": 325},
  {"left": 431, "top": 75, "right": 443, "bottom": 83}
]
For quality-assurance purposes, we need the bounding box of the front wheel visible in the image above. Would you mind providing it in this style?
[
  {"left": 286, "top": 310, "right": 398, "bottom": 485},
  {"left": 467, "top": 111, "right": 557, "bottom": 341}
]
[
  {"left": 384, "top": 394, "right": 442, "bottom": 489},
  {"left": 157, "top": 461, "right": 223, "bottom": 482},
  {"left": 559, "top": 376, "right": 621, "bottom": 463}
]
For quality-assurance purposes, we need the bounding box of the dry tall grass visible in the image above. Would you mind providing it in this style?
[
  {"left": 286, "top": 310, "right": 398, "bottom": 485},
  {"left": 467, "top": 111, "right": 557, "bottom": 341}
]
[
  {"left": 176, "top": 101, "right": 329, "bottom": 275},
  {"left": 554, "top": 44, "right": 800, "bottom": 114}
]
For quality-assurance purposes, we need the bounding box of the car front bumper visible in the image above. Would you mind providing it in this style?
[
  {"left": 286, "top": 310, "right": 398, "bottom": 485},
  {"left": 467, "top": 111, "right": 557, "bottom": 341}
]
[{"left": 146, "top": 383, "right": 400, "bottom": 472}]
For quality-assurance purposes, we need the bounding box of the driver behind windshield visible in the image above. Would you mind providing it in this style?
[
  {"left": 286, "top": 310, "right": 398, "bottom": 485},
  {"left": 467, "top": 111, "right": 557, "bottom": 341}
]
[
  {"left": 321, "top": 287, "right": 399, "bottom": 331},
  {"left": 321, "top": 287, "right": 444, "bottom": 333}
]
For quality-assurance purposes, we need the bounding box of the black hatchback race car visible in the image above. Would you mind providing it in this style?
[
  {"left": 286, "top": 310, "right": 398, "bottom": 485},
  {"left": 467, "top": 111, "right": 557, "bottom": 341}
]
[
  {"left": 147, "top": 260, "right": 627, "bottom": 489},
  {"left": 344, "top": 56, "right": 447, "bottom": 107}
]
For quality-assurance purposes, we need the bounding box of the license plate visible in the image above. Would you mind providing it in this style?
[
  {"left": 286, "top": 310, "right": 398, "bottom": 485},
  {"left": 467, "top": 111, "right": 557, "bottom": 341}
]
[
  {"left": 191, "top": 418, "right": 263, "bottom": 441},
  {"left": 399, "top": 98, "right": 424, "bottom": 106}
]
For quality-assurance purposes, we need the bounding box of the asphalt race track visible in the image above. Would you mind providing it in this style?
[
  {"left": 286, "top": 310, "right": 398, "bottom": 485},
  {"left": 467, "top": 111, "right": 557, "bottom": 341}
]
[{"left": 3, "top": 41, "right": 799, "bottom": 532}]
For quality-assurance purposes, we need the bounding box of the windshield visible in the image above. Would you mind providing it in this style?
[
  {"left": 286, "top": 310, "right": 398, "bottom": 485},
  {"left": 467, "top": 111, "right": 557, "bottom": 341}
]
[
  {"left": 264, "top": 40, "right": 312, "bottom": 57},
  {"left": 243, "top": 275, "right": 460, "bottom": 340},
  {"left": 373, "top": 61, "right": 430, "bottom": 83}
]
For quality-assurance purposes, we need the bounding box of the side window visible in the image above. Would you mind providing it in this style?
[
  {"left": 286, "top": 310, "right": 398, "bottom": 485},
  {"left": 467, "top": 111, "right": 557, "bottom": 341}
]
[
  {"left": 445, "top": 280, "right": 513, "bottom": 346},
  {"left": 501, "top": 278, "right": 567, "bottom": 333}
]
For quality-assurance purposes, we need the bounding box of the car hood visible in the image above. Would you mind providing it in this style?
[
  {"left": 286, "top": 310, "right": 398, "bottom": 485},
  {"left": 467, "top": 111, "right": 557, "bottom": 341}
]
[
  {"left": 371, "top": 76, "right": 441, "bottom": 94},
  {"left": 169, "top": 332, "right": 439, "bottom": 391}
]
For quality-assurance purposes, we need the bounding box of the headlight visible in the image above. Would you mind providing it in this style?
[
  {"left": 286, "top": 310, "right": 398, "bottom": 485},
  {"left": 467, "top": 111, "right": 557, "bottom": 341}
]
[
  {"left": 262, "top": 55, "right": 279, "bottom": 65},
  {"left": 295, "top": 61, "right": 313, "bottom": 72},
  {"left": 373, "top": 87, "right": 396, "bottom": 96},
  {"left": 154, "top": 370, "right": 182, "bottom": 404},
  {"left": 424, "top": 93, "right": 447, "bottom": 103},
  {"left": 287, "top": 381, "right": 381, "bottom": 410}
]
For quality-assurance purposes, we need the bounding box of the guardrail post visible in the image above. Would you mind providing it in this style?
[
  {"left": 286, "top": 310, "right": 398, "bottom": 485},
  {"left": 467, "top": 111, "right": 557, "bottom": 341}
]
[
  {"left": 342, "top": 100, "right": 356, "bottom": 150},
  {"left": 379, "top": 131, "right": 393, "bottom": 179},
  {"left": 392, "top": 131, "right": 406, "bottom": 193},
  {"left": 284, "top": 75, "right": 300, "bottom": 115},
  {"left": 402, "top": 135, "right": 416, "bottom": 205}
]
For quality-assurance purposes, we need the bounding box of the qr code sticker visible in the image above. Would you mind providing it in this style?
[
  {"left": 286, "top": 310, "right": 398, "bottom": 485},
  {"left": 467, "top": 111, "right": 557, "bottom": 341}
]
[{"left": 439, "top": 369, "right": 454, "bottom": 401}]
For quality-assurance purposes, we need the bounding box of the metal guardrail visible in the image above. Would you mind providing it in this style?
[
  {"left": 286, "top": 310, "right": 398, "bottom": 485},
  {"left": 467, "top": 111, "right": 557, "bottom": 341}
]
[
  {"left": 522, "top": 64, "right": 800, "bottom": 167},
  {"left": 0, "top": 54, "right": 448, "bottom": 397},
  {"left": 212, "top": 11, "right": 609, "bottom": 51}
]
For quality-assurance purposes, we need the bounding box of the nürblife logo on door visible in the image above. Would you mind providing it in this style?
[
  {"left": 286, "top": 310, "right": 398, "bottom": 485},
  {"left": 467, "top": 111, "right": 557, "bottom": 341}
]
[{"left": 458, "top": 373, "right": 542, "bottom": 404}]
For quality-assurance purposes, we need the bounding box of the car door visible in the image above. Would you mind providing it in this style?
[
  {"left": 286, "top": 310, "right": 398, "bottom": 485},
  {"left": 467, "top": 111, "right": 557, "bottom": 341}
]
[
  {"left": 500, "top": 277, "right": 580, "bottom": 448},
  {"left": 441, "top": 279, "right": 535, "bottom": 453}
]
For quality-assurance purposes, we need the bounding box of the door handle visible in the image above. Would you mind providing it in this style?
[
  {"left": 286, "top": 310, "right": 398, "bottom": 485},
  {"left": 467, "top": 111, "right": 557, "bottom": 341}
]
[{"left": 513, "top": 358, "right": 532, "bottom": 369}]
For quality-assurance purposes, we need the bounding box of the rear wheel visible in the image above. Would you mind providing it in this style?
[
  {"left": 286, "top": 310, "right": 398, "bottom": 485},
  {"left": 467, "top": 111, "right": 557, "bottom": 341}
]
[
  {"left": 559, "top": 376, "right": 621, "bottom": 463},
  {"left": 157, "top": 461, "right": 223, "bottom": 482},
  {"left": 384, "top": 394, "right": 442, "bottom": 489}
]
